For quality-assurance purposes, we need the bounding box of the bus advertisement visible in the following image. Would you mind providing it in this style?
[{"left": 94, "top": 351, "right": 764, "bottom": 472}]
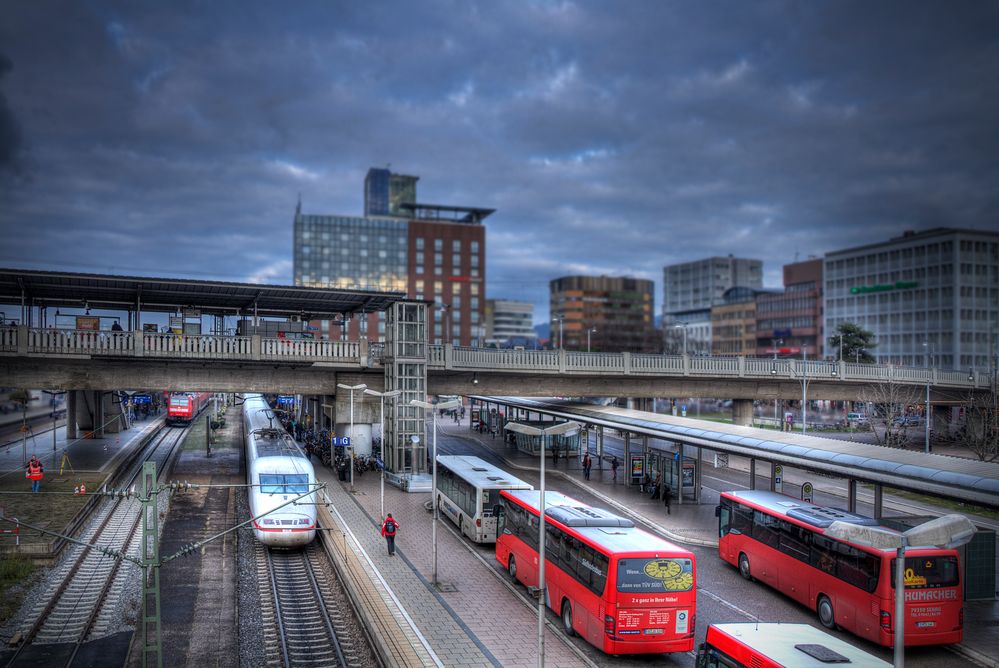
[
  {"left": 717, "top": 490, "right": 963, "bottom": 647},
  {"left": 497, "top": 489, "right": 696, "bottom": 655}
]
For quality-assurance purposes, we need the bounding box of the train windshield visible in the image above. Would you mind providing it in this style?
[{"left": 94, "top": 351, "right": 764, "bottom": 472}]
[{"left": 259, "top": 474, "right": 310, "bottom": 494}]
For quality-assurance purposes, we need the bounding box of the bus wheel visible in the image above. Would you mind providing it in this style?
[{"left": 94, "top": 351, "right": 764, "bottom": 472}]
[
  {"left": 561, "top": 601, "right": 574, "bottom": 637},
  {"left": 508, "top": 555, "right": 517, "bottom": 581},
  {"left": 738, "top": 553, "right": 752, "bottom": 581},
  {"left": 817, "top": 596, "right": 836, "bottom": 629}
]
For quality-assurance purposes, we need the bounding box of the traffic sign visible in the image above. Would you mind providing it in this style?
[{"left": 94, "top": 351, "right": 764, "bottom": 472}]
[
  {"left": 801, "top": 481, "right": 814, "bottom": 503},
  {"left": 774, "top": 465, "right": 783, "bottom": 494}
]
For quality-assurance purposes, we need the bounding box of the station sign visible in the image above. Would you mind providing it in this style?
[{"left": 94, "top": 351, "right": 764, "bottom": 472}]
[
  {"left": 801, "top": 481, "right": 814, "bottom": 503},
  {"left": 774, "top": 465, "right": 783, "bottom": 494},
  {"left": 276, "top": 395, "right": 295, "bottom": 405},
  {"left": 331, "top": 436, "right": 351, "bottom": 446}
]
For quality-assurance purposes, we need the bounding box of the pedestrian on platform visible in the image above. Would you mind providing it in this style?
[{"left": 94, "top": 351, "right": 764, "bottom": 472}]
[
  {"left": 111, "top": 321, "right": 123, "bottom": 332},
  {"left": 663, "top": 483, "right": 671, "bottom": 515},
  {"left": 611, "top": 456, "right": 619, "bottom": 483},
  {"left": 651, "top": 471, "right": 662, "bottom": 500},
  {"left": 381, "top": 513, "right": 399, "bottom": 556},
  {"left": 582, "top": 453, "right": 591, "bottom": 480},
  {"left": 552, "top": 444, "right": 559, "bottom": 466},
  {"left": 25, "top": 455, "right": 43, "bottom": 493}
]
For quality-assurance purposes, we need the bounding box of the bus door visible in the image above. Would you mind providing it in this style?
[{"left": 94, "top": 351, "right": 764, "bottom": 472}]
[{"left": 480, "top": 489, "right": 500, "bottom": 541}]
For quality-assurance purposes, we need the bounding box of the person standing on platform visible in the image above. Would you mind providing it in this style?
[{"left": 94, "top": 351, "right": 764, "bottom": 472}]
[
  {"left": 582, "top": 453, "right": 591, "bottom": 480},
  {"left": 663, "top": 483, "right": 671, "bottom": 515},
  {"left": 552, "top": 444, "right": 559, "bottom": 466},
  {"left": 26, "top": 455, "right": 43, "bottom": 493},
  {"left": 611, "top": 456, "right": 619, "bottom": 483},
  {"left": 381, "top": 513, "right": 399, "bottom": 556}
]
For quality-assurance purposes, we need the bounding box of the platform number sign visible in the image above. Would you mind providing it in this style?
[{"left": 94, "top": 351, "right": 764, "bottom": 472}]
[
  {"left": 331, "top": 436, "right": 351, "bottom": 447},
  {"left": 801, "top": 482, "right": 814, "bottom": 503},
  {"left": 774, "top": 465, "right": 783, "bottom": 494}
]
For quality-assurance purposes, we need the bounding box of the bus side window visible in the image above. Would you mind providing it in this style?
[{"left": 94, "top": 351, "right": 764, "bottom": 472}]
[
  {"left": 718, "top": 502, "right": 731, "bottom": 538},
  {"left": 494, "top": 505, "right": 506, "bottom": 534}
]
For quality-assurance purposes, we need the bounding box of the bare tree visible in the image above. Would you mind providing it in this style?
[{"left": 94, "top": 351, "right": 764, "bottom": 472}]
[
  {"left": 860, "top": 379, "right": 922, "bottom": 448},
  {"left": 952, "top": 390, "right": 999, "bottom": 462}
]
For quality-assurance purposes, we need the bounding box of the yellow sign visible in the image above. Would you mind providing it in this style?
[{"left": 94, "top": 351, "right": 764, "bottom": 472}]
[{"left": 904, "top": 567, "right": 927, "bottom": 587}]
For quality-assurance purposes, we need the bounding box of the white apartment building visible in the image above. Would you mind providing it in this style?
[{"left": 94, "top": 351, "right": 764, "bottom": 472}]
[
  {"left": 823, "top": 228, "right": 999, "bottom": 370},
  {"left": 484, "top": 299, "right": 537, "bottom": 347}
]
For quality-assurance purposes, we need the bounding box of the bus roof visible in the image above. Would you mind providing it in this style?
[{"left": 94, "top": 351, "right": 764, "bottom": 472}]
[
  {"left": 503, "top": 490, "right": 689, "bottom": 556},
  {"left": 724, "top": 490, "right": 883, "bottom": 529},
  {"left": 436, "top": 455, "right": 533, "bottom": 490},
  {"left": 708, "top": 623, "right": 890, "bottom": 667}
]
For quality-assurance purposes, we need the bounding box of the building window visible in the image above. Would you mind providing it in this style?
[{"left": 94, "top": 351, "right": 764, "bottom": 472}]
[
  {"left": 416, "top": 265, "right": 424, "bottom": 274},
  {"left": 416, "top": 251, "right": 424, "bottom": 264},
  {"left": 435, "top": 266, "right": 442, "bottom": 275},
  {"left": 452, "top": 253, "right": 461, "bottom": 268},
  {"left": 416, "top": 237, "right": 424, "bottom": 250},
  {"left": 434, "top": 239, "right": 443, "bottom": 251},
  {"left": 471, "top": 255, "right": 480, "bottom": 268},
  {"left": 452, "top": 240, "right": 461, "bottom": 252},
  {"left": 471, "top": 241, "right": 479, "bottom": 254}
]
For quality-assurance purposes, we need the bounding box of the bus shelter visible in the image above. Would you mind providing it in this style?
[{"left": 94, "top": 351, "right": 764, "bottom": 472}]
[{"left": 508, "top": 420, "right": 581, "bottom": 457}]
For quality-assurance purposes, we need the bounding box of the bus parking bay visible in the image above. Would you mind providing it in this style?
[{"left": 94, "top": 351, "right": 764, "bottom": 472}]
[{"left": 419, "top": 415, "right": 999, "bottom": 668}]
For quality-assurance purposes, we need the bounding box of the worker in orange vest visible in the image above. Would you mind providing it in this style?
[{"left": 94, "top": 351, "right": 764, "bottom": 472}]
[{"left": 25, "top": 455, "right": 43, "bottom": 493}]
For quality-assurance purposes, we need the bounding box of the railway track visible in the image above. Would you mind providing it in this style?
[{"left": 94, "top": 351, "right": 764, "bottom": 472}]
[
  {"left": 257, "top": 541, "right": 367, "bottom": 668},
  {"left": 5, "top": 424, "right": 188, "bottom": 667}
]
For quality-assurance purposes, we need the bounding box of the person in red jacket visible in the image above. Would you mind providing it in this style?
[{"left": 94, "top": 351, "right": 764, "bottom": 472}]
[
  {"left": 25, "top": 455, "right": 43, "bottom": 493},
  {"left": 381, "top": 513, "right": 399, "bottom": 556}
]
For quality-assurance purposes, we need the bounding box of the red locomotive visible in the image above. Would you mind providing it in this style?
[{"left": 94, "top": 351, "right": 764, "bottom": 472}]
[{"left": 166, "top": 392, "right": 211, "bottom": 426}]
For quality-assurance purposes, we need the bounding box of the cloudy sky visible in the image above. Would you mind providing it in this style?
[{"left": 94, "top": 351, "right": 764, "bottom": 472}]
[{"left": 1, "top": 1, "right": 997, "bottom": 324}]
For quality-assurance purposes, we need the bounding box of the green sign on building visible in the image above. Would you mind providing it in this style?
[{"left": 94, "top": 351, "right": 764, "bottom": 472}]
[{"left": 849, "top": 280, "right": 919, "bottom": 295}]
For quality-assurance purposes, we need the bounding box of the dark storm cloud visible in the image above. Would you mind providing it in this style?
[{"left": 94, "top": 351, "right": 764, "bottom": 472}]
[{"left": 1, "top": 0, "right": 997, "bottom": 322}]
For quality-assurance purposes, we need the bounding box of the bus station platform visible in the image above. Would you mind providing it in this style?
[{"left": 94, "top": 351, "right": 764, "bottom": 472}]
[{"left": 432, "top": 416, "right": 999, "bottom": 668}]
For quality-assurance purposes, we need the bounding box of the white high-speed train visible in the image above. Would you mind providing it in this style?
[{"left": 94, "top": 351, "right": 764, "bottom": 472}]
[{"left": 243, "top": 394, "right": 316, "bottom": 547}]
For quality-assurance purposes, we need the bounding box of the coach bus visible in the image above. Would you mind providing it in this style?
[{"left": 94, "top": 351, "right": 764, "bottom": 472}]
[
  {"left": 497, "top": 489, "right": 696, "bottom": 655},
  {"left": 696, "top": 623, "right": 890, "bottom": 668},
  {"left": 717, "top": 490, "right": 962, "bottom": 647},
  {"left": 435, "top": 455, "right": 532, "bottom": 543}
]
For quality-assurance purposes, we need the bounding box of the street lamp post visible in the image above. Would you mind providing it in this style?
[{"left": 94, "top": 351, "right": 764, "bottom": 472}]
[
  {"left": 337, "top": 383, "right": 367, "bottom": 493},
  {"left": 675, "top": 323, "right": 688, "bottom": 356},
  {"left": 586, "top": 327, "right": 597, "bottom": 353},
  {"left": 557, "top": 315, "right": 564, "bottom": 350},
  {"left": 922, "top": 342, "right": 932, "bottom": 454},
  {"left": 771, "top": 338, "right": 782, "bottom": 427},
  {"left": 504, "top": 419, "right": 581, "bottom": 668},
  {"left": 801, "top": 344, "right": 808, "bottom": 434},
  {"left": 410, "top": 397, "right": 462, "bottom": 589},
  {"left": 826, "top": 514, "right": 974, "bottom": 668},
  {"left": 365, "top": 388, "right": 402, "bottom": 521}
]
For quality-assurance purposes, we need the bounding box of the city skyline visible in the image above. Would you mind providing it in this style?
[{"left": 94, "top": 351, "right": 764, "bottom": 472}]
[{"left": 1, "top": 2, "right": 998, "bottom": 324}]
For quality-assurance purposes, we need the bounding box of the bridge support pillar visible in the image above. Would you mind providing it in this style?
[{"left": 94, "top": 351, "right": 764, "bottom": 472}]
[
  {"left": 731, "top": 399, "right": 754, "bottom": 427},
  {"left": 695, "top": 446, "right": 701, "bottom": 503},
  {"left": 66, "top": 389, "right": 78, "bottom": 440},
  {"left": 848, "top": 479, "right": 857, "bottom": 513},
  {"left": 873, "top": 483, "right": 883, "bottom": 518},
  {"left": 94, "top": 391, "right": 105, "bottom": 438},
  {"left": 623, "top": 432, "right": 630, "bottom": 485},
  {"left": 677, "top": 442, "right": 684, "bottom": 506},
  {"left": 749, "top": 457, "right": 757, "bottom": 490}
]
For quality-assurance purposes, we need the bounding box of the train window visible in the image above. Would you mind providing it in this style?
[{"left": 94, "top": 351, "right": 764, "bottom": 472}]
[{"left": 259, "top": 474, "right": 310, "bottom": 495}]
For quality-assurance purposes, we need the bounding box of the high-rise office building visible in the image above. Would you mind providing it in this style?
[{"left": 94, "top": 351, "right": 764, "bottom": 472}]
[
  {"left": 484, "top": 299, "right": 537, "bottom": 348},
  {"left": 550, "top": 275, "right": 656, "bottom": 353},
  {"left": 364, "top": 167, "right": 419, "bottom": 217},
  {"left": 823, "top": 228, "right": 999, "bottom": 370},
  {"left": 755, "top": 258, "right": 824, "bottom": 358},
  {"left": 711, "top": 287, "right": 774, "bottom": 356},
  {"left": 294, "top": 169, "right": 493, "bottom": 345},
  {"left": 663, "top": 255, "right": 763, "bottom": 354}
]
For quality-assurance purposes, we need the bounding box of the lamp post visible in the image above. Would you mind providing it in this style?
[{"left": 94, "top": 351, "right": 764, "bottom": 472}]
[
  {"left": 410, "top": 397, "right": 461, "bottom": 589},
  {"left": 364, "top": 388, "right": 401, "bottom": 521},
  {"left": 771, "top": 338, "right": 782, "bottom": 427},
  {"left": 586, "top": 327, "right": 597, "bottom": 353},
  {"left": 504, "top": 419, "right": 581, "bottom": 668},
  {"left": 801, "top": 344, "right": 808, "bottom": 434},
  {"left": 675, "top": 323, "right": 688, "bottom": 356},
  {"left": 922, "top": 342, "right": 933, "bottom": 454},
  {"left": 337, "top": 383, "right": 367, "bottom": 492},
  {"left": 557, "top": 315, "right": 564, "bottom": 350},
  {"left": 826, "top": 514, "right": 975, "bottom": 668}
]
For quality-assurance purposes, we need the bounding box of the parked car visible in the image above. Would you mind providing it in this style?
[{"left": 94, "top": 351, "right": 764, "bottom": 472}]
[
  {"left": 846, "top": 412, "right": 869, "bottom": 424},
  {"left": 893, "top": 415, "right": 922, "bottom": 427}
]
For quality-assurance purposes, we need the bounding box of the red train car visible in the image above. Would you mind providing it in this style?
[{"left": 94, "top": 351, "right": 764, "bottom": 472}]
[{"left": 166, "top": 392, "right": 211, "bottom": 426}]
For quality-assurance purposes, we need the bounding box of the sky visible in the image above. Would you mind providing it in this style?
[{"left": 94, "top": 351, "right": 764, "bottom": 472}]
[{"left": 1, "top": 1, "right": 998, "bottom": 325}]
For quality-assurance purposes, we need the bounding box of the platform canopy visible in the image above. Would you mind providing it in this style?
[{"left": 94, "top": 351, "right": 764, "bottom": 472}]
[{"left": 0, "top": 268, "right": 407, "bottom": 318}]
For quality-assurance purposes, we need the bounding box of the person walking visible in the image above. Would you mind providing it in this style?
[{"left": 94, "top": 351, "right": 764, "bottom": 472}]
[
  {"left": 582, "top": 453, "right": 591, "bottom": 480},
  {"left": 552, "top": 444, "right": 559, "bottom": 466},
  {"left": 611, "top": 456, "right": 619, "bottom": 483},
  {"left": 663, "top": 483, "right": 671, "bottom": 515},
  {"left": 26, "top": 455, "right": 43, "bottom": 493},
  {"left": 381, "top": 513, "right": 400, "bottom": 556}
]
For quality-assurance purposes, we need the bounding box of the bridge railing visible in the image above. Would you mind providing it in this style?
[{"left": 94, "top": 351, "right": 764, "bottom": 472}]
[
  {"left": 260, "top": 337, "right": 359, "bottom": 362},
  {"left": 28, "top": 328, "right": 134, "bottom": 355},
  {"left": 142, "top": 333, "right": 251, "bottom": 359}
]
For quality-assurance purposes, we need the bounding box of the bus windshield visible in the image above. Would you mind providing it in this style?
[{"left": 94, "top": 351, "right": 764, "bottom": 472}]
[
  {"left": 890, "top": 555, "right": 960, "bottom": 589},
  {"left": 617, "top": 557, "right": 695, "bottom": 593}
]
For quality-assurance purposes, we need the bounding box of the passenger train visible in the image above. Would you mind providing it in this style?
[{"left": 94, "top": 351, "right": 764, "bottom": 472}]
[
  {"left": 166, "top": 391, "right": 211, "bottom": 426},
  {"left": 243, "top": 394, "right": 317, "bottom": 547}
]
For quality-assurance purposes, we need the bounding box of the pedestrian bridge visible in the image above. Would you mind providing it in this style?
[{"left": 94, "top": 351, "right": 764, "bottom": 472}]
[{"left": 0, "top": 325, "right": 990, "bottom": 400}]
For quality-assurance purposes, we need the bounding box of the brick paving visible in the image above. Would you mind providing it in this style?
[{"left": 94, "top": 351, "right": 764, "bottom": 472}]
[{"left": 317, "top": 461, "right": 585, "bottom": 667}]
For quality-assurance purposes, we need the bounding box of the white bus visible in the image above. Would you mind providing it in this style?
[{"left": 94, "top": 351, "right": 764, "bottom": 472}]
[{"left": 435, "top": 455, "right": 533, "bottom": 543}]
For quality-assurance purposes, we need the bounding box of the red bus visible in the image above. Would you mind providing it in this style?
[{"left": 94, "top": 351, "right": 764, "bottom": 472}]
[
  {"left": 166, "top": 392, "right": 211, "bottom": 426},
  {"left": 717, "top": 490, "right": 962, "bottom": 647},
  {"left": 496, "top": 489, "right": 696, "bottom": 655},
  {"left": 697, "top": 623, "right": 890, "bottom": 668}
]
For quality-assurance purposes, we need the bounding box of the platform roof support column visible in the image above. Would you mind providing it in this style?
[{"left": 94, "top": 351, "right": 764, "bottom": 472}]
[
  {"left": 749, "top": 457, "right": 757, "bottom": 490},
  {"left": 677, "top": 442, "right": 684, "bottom": 506},
  {"left": 694, "top": 446, "right": 701, "bottom": 503},
  {"left": 848, "top": 479, "right": 858, "bottom": 513},
  {"left": 769, "top": 461, "right": 777, "bottom": 492},
  {"left": 623, "top": 432, "right": 630, "bottom": 485},
  {"left": 597, "top": 426, "right": 604, "bottom": 468},
  {"left": 95, "top": 391, "right": 105, "bottom": 438},
  {"left": 873, "top": 483, "right": 884, "bottom": 518}
]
